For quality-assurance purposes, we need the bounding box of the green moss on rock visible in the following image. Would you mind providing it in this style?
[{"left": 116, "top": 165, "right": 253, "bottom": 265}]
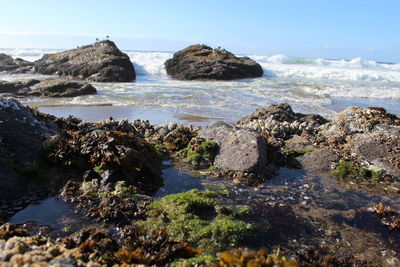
[
  {"left": 171, "top": 254, "right": 217, "bottom": 267},
  {"left": 333, "top": 161, "right": 355, "bottom": 179},
  {"left": 284, "top": 148, "right": 315, "bottom": 157},
  {"left": 181, "top": 139, "right": 219, "bottom": 167},
  {"left": 137, "top": 189, "right": 253, "bottom": 252},
  {"left": 333, "top": 161, "right": 385, "bottom": 181}
]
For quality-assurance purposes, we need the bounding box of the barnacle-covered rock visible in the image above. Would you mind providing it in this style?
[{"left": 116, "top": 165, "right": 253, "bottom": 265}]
[
  {"left": 236, "top": 103, "right": 327, "bottom": 140},
  {"left": 321, "top": 107, "right": 400, "bottom": 180}
]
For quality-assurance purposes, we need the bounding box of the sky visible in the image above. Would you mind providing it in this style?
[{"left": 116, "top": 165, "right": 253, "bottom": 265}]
[{"left": 1, "top": 0, "right": 399, "bottom": 62}]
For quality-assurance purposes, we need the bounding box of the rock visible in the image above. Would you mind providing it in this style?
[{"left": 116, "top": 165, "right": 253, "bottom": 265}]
[
  {"left": 34, "top": 41, "right": 135, "bottom": 82},
  {"left": 352, "top": 125, "right": 400, "bottom": 178},
  {"left": 0, "top": 79, "right": 97, "bottom": 97},
  {"left": 49, "top": 257, "right": 78, "bottom": 267},
  {"left": 50, "top": 118, "right": 163, "bottom": 194},
  {"left": 0, "top": 98, "right": 60, "bottom": 201},
  {"left": 164, "top": 44, "right": 263, "bottom": 80},
  {"left": 297, "top": 148, "right": 339, "bottom": 172},
  {"left": 29, "top": 79, "right": 97, "bottom": 97},
  {"left": 198, "top": 122, "right": 268, "bottom": 175},
  {"left": 237, "top": 103, "right": 328, "bottom": 139},
  {"left": 0, "top": 80, "right": 40, "bottom": 95},
  {"left": 0, "top": 53, "right": 33, "bottom": 73},
  {"left": 320, "top": 107, "right": 400, "bottom": 178}
]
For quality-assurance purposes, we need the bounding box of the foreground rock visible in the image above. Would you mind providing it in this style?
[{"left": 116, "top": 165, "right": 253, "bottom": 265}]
[
  {"left": 0, "top": 224, "right": 198, "bottom": 266},
  {"left": 0, "top": 99, "right": 60, "bottom": 201},
  {"left": 320, "top": 107, "right": 400, "bottom": 179},
  {"left": 198, "top": 122, "right": 274, "bottom": 182},
  {"left": 0, "top": 53, "right": 33, "bottom": 73},
  {"left": 0, "top": 79, "right": 97, "bottom": 97},
  {"left": 0, "top": 99, "right": 162, "bottom": 204},
  {"left": 165, "top": 44, "right": 263, "bottom": 80},
  {"left": 34, "top": 41, "right": 135, "bottom": 82}
]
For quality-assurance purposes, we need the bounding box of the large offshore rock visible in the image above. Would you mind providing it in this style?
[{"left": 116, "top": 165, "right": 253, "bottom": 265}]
[
  {"left": 165, "top": 44, "right": 263, "bottom": 80},
  {"left": 198, "top": 122, "right": 268, "bottom": 174},
  {"left": 34, "top": 41, "right": 135, "bottom": 82},
  {"left": 0, "top": 79, "right": 97, "bottom": 97},
  {"left": 0, "top": 53, "right": 33, "bottom": 73}
]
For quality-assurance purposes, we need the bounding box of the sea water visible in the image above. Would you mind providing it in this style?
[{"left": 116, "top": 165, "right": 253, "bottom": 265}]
[{"left": 1, "top": 48, "right": 399, "bottom": 124}]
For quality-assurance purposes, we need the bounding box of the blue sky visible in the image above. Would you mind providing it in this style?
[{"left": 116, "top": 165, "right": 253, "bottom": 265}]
[{"left": 1, "top": 0, "right": 399, "bottom": 62}]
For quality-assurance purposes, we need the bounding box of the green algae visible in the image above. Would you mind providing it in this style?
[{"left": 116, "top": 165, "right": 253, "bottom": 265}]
[
  {"left": 333, "top": 161, "right": 355, "bottom": 179},
  {"left": 333, "top": 160, "right": 385, "bottom": 181},
  {"left": 181, "top": 140, "right": 219, "bottom": 167},
  {"left": 137, "top": 189, "right": 254, "bottom": 252},
  {"left": 171, "top": 254, "right": 217, "bottom": 267},
  {"left": 284, "top": 148, "right": 315, "bottom": 157},
  {"left": 207, "top": 165, "right": 218, "bottom": 171}
]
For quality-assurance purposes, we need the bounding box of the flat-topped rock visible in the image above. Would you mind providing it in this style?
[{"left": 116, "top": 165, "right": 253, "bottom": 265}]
[
  {"left": 34, "top": 41, "right": 135, "bottom": 82},
  {"left": 164, "top": 44, "right": 263, "bottom": 80},
  {"left": 0, "top": 79, "right": 97, "bottom": 97}
]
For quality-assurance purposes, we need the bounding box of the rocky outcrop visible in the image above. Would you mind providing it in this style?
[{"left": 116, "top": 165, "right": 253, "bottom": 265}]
[
  {"left": 237, "top": 103, "right": 328, "bottom": 139},
  {"left": 0, "top": 53, "right": 33, "bottom": 73},
  {"left": 0, "top": 99, "right": 163, "bottom": 203},
  {"left": 198, "top": 122, "right": 270, "bottom": 177},
  {"left": 34, "top": 41, "right": 135, "bottom": 82},
  {"left": 0, "top": 79, "right": 97, "bottom": 97},
  {"left": 164, "top": 44, "right": 263, "bottom": 80},
  {"left": 320, "top": 107, "right": 400, "bottom": 178}
]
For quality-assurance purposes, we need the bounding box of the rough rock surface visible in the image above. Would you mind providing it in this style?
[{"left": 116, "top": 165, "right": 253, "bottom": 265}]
[
  {"left": 0, "top": 79, "right": 97, "bottom": 97},
  {"left": 297, "top": 148, "right": 339, "bottom": 172},
  {"left": 237, "top": 103, "right": 328, "bottom": 139},
  {"left": 0, "top": 98, "right": 60, "bottom": 201},
  {"left": 198, "top": 122, "right": 268, "bottom": 175},
  {"left": 0, "top": 99, "right": 164, "bottom": 202},
  {"left": 34, "top": 41, "right": 135, "bottom": 82},
  {"left": 165, "top": 44, "right": 263, "bottom": 80},
  {"left": 320, "top": 107, "right": 400, "bottom": 178},
  {"left": 49, "top": 117, "right": 163, "bottom": 194},
  {"left": 0, "top": 53, "right": 33, "bottom": 73}
]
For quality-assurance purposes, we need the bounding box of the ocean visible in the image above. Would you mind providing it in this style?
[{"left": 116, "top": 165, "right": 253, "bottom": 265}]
[{"left": 1, "top": 48, "right": 399, "bottom": 125}]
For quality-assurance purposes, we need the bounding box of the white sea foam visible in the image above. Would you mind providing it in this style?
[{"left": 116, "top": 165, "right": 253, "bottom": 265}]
[
  {"left": 0, "top": 48, "right": 399, "bottom": 120},
  {"left": 126, "top": 51, "right": 172, "bottom": 76},
  {"left": 249, "top": 55, "right": 400, "bottom": 83}
]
